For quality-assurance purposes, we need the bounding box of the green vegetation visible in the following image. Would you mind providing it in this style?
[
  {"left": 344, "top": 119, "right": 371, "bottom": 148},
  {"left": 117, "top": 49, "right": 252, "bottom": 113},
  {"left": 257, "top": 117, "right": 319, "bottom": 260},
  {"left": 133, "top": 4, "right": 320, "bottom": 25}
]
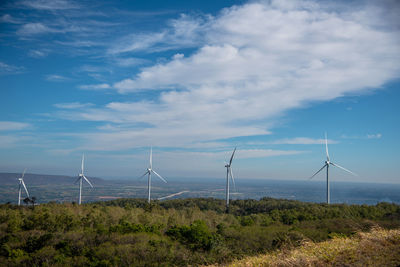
[{"left": 1, "top": 198, "right": 399, "bottom": 266}]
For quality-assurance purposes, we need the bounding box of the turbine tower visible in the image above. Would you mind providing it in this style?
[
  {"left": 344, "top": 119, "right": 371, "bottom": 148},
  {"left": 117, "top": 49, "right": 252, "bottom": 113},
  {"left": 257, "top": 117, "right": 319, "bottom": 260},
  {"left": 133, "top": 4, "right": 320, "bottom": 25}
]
[
  {"left": 139, "top": 147, "right": 167, "bottom": 203},
  {"left": 225, "top": 147, "right": 236, "bottom": 209},
  {"left": 74, "top": 154, "right": 93, "bottom": 205},
  {"left": 17, "top": 169, "right": 29, "bottom": 206},
  {"left": 310, "top": 133, "right": 357, "bottom": 204}
]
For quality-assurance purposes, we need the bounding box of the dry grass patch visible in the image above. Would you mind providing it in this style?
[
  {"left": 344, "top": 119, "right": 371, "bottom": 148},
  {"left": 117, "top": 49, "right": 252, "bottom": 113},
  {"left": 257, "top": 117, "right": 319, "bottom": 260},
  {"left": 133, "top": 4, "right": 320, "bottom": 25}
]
[{"left": 210, "top": 227, "right": 400, "bottom": 267}]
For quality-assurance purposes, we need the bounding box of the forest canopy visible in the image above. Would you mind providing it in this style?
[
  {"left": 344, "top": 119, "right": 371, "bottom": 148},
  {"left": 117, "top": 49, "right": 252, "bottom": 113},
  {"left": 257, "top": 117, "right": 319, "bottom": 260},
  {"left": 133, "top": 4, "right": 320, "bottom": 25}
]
[{"left": 1, "top": 198, "right": 399, "bottom": 266}]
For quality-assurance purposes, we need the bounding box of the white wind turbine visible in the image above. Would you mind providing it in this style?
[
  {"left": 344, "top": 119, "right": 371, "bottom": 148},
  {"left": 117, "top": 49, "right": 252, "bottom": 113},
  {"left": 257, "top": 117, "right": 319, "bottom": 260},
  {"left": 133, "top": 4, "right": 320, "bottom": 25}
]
[
  {"left": 139, "top": 147, "right": 167, "bottom": 203},
  {"left": 225, "top": 147, "right": 237, "bottom": 209},
  {"left": 310, "top": 133, "right": 357, "bottom": 204},
  {"left": 74, "top": 154, "right": 93, "bottom": 205},
  {"left": 17, "top": 169, "right": 29, "bottom": 206}
]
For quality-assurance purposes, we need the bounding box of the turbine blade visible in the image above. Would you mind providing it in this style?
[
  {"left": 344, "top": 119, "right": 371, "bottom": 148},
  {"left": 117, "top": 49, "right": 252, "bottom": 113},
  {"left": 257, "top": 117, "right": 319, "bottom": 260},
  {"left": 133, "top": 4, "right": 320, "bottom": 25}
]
[
  {"left": 83, "top": 175, "right": 94, "bottom": 188},
  {"left": 229, "top": 147, "right": 236, "bottom": 165},
  {"left": 229, "top": 167, "right": 236, "bottom": 192},
  {"left": 21, "top": 168, "right": 27, "bottom": 179},
  {"left": 330, "top": 162, "right": 358, "bottom": 176},
  {"left": 152, "top": 170, "right": 167, "bottom": 183},
  {"left": 309, "top": 164, "right": 327, "bottom": 180},
  {"left": 74, "top": 176, "right": 81, "bottom": 184},
  {"left": 138, "top": 171, "right": 149, "bottom": 180},
  {"left": 21, "top": 180, "right": 29, "bottom": 197},
  {"left": 150, "top": 147, "right": 152, "bottom": 169},
  {"left": 325, "top": 132, "right": 330, "bottom": 161},
  {"left": 81, "top": 154, "right": 85, "bottom": 174}
]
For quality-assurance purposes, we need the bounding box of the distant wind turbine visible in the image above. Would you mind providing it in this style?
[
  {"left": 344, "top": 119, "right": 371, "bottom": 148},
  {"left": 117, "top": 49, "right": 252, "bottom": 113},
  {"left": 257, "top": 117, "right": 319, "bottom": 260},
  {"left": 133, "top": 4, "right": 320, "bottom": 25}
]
[
  {"left": 17, "top": 169, "right": 29, "bottom": 206},
  {"left": 225, "top": 147, "right": 237, "bottom": 209},
  {"left": 74, "top": 154, "right": 93, "bottom": 205},
  {"left": 310, "top": 133, "right": 357, "bottom": 204},
  {"left": 139, "top": 147, "right": 167, "bottom": 203}
]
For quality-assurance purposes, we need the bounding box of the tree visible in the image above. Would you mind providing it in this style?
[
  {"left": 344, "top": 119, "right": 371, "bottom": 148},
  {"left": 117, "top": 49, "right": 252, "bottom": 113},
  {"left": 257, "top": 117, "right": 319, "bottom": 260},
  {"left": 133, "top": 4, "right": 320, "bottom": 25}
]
[{"left": 23, "top": 197, "right": 30, "bottom": 206}]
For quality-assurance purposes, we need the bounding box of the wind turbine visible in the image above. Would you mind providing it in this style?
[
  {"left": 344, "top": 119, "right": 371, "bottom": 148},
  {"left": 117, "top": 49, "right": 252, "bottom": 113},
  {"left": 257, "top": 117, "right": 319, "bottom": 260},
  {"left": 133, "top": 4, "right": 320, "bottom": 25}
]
[
  {"left": 17, "top": 169, "right": 29, "bottom": 206},
  {"left": 74, "top": 154, "right": 93, "bottom": 205},
  {"left": 225, "top": 147, "right": 237, "bottom": 209},
  {"left": 310, "top": 133, "right": 357, "bottom": 204},
  {"left": 139, "top": 147, "right": 167, "bottom": 203}
]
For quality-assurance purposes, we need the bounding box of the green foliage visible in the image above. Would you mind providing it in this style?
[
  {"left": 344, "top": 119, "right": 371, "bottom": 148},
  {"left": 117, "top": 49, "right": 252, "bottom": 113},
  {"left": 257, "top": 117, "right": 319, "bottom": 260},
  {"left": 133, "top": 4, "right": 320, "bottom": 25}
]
[{"left": 0, "top": 198, "right": 399, "bottom": 266}]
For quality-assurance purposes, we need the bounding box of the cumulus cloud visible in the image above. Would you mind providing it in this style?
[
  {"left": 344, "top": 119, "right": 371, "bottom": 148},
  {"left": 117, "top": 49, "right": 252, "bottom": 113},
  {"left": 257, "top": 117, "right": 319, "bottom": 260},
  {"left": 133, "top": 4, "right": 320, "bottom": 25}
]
[{"left": 56, "top": 0, "right": 400, "bottom": 151}]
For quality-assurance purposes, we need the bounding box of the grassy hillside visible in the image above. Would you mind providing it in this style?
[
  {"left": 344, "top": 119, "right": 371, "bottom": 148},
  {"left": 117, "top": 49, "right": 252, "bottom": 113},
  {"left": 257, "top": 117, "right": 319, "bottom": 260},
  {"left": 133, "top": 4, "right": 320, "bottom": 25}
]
[
  {"left": 1, "top": 198, "right": 399, "bottom": 266},
  {"left": 216, "top": 227, "right": 400, "bottom": 266}
]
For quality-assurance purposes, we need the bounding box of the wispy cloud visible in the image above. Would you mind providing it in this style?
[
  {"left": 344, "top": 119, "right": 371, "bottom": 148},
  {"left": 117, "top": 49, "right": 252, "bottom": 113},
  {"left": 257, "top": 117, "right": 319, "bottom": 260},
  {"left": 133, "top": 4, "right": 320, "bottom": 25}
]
[
  {"left": 113, "top": 57, "right": 149, "bottom": 67},
  {"left": 54, "top": 102, "right": 94, "bottom": 109},
  {"left": 17, "top": 22, "right": 58, "bottom": 36},
  {"left": 0, "top": 121, "right": 31, "bottom": 131},
  {"left": 28, "top": 49, "right": 48, "bottom": 58},
  {"left": 341, "top": 133, "right": 383, "bottom": 140},
  {"left": 45, "top": 74, "right": 70, "bottom": 81},
  {"left": 79, "top": 83, "right": 111, "bottom": 90},
  {"left": 0, "top": 62, "right": 24, "bottom": 75},
  {"left": 367, "top": 133, "right": 382, "bottom": 139},
  {"left": 21, "top": 0, "right": 80, "bottom": 10},
  {"left": 0, "top": 14, "right": 23, "bottom": 24},
  {"left": 108, "top": 14, "right": 206, "bottom": 54},
  {"left": 269, "top": 137, "right": 338, "bottom": 145}
]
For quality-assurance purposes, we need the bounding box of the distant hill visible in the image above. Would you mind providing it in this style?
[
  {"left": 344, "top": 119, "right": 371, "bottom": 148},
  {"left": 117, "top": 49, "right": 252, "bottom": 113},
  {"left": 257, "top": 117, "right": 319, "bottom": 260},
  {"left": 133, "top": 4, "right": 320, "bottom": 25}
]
[{"left": 0, "top": 172, "right": 106, "bottom": 185}]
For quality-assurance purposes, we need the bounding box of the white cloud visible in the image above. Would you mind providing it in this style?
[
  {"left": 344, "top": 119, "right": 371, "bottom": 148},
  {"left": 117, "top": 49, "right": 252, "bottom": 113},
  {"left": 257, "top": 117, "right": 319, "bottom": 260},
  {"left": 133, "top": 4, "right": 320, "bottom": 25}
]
[
  {"left": 79, "top": 83, "right": 111, "bottom": 90},
  {"left": 0, "top": 121, "right": 30, "bottom": 131},
  {"left": 17, "top": 23, "right": 57, "bottom": 36},
  {"left": 108, "top": 14, "right": 206, "bottom": 54},
  {"left": 113, "top": 57, "right": 149, "bottom": 67},
  {"left": 0, "top": 62, "right": 24, "bottom": 75},
  {"left": 0, "top": 14, "right": 23, "bottom": 24},
  {"left": 21, "top": 0, "right": 79, "bottom": 10},
  {"left": 45, "top": 74, "right": 69, "bottom": 81},
  {"left": 341, "top": 133, "right": 383, "bottom": 140},
  {"left": 54, "top": 0, "right": 400, "bottom": 151},
  {"left": 270, "top": 137, "right": 338, "bottom": 145},
  {"left": 17, "top": 21, "right": 88, "bottom": 37},
  {"left": 28, "top": 49, "right": 48, "bottom": 58},
  {"left": 54, "top": 102, "right": 94, "bottom": 109},
  {"left": 367, "top": 133, "right": 382, "bottom": 139}
]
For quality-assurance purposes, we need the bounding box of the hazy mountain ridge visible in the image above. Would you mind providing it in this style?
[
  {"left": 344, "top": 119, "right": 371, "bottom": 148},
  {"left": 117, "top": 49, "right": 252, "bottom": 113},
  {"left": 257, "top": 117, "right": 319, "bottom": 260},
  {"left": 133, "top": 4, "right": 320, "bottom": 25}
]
[{"left": 0, "top": 172, "right": 106, "bottom": 185}]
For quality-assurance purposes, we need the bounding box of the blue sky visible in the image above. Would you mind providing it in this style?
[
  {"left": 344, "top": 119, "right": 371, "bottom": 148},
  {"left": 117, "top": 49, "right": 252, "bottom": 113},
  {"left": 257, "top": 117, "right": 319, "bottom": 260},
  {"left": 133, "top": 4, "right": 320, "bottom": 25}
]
[{"left": 0, "top": 0, "right": 399, "bottom": 183}]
